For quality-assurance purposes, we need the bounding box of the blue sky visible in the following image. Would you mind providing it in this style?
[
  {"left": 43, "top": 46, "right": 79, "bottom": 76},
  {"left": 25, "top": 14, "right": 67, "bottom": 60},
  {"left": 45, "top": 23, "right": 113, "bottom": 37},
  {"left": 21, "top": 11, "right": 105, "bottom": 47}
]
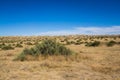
[{"left": 0, "top": 0, "right": 120, "bottom": 36}]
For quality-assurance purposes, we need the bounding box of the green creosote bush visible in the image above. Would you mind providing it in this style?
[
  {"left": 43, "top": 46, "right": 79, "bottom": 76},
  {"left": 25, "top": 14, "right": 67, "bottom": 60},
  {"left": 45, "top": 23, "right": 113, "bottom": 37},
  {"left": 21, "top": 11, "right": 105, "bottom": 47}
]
[
  {"left": 15, "top": 43, "right": 23, "bottom": 48},
  {"left": 106, "top": 40, "right": 116, "bottom": 47},
  {"left": 66, "top": 41, "right": 75, "bottom": 45},
  {"left": 16, "top": 39, "right": 73, "bottom": 61},
  {"left": 25, "top": 42, "right": 33, "bottom": 45},
  {"left": 1, "top": 44, "right": 14, "bottom": 50},
  {"left": 85, "top": 41, "right": 100, "bottom": 47},
  {"left": 75, "top": 41, "right": 83, "bottom": 45},
  {"left": 0, "top": 43, "right": 5, "bottom": 48}
]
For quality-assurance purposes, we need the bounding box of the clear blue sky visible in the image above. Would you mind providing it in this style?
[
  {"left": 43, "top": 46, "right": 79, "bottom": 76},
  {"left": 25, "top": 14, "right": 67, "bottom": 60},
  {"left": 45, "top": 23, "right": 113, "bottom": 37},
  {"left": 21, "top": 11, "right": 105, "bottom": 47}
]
[{"left": 0, "top": 0, "right": 120, "bottom": 36}]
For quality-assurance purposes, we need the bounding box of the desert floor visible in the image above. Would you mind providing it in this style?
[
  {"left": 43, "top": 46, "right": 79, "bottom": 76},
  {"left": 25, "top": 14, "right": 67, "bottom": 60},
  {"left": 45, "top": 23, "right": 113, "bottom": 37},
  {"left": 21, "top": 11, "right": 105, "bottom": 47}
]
[{"left": 0, "top": 44, "right": 120, "bottom": 80}]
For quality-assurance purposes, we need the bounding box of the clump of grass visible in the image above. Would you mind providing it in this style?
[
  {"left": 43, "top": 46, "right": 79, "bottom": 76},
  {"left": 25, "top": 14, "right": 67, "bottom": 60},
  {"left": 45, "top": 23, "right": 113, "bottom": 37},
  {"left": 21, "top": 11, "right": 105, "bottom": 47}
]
[
  {"left": 15, "top": 50, "right": 26, "bottom": 61},
  {"left": 85, "top": 41, "right": 100, "bottom": 47},
  {"left": 1, "top": 44, "right": 14, "bottom": 50},
  {"left": 106, "top": 40, "right": 116, "bottom": 47},
  {"left": 16, "top": 39, "right": 73, "bottom": 61}
]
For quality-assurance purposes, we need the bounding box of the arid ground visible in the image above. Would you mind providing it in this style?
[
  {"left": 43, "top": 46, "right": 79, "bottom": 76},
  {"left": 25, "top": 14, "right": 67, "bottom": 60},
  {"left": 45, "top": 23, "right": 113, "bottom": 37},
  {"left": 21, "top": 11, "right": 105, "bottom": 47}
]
[{"left": 0, "top": 35, "right": 120, "bottom": 80}]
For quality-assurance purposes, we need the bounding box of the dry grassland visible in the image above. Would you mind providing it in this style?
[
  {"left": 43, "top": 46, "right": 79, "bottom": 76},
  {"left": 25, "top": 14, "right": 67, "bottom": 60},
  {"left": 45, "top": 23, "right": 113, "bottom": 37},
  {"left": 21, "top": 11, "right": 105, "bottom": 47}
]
[{"left": 0, "top": 35, "right": 120, "bottom": 80}]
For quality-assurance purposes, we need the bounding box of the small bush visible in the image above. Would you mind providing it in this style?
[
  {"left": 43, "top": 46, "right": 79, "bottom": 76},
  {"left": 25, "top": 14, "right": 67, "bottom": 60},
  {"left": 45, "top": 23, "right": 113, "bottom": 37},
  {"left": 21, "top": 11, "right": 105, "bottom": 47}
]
[
  {"left": 75, "top": 41, "right": 83, "bottom": 45},
  {"left": 85, "top": 41, "right": 100, "bottom": 47},
  {"left": 25, "top": 42, "right": 33, "bottom": 45},
  {"left": 66, "top": 41, "right": 71, "bottom": 45},
  {"left": 1, "top": 44, "right": 14, "bottom": 50},
  {"left": 15, "top": 43, "right": 23, "bottom": 47},
  {"left": 16, "top": 39, "right": 73, "bottom": 61},
  {"left": 66, "top": 41, "right": 75, "bottom": 45},
  {"left": 20, "top": 41, "right": 23, "bottom": 44},
  {"left": 0, "top": 43, "right": 5, "bottom": 48},
  {"left": 76, "top": 39, "right": 81, "bottom": 42},
  {"left": 106, "top": 41, "right": 116, "bottom": 47}
]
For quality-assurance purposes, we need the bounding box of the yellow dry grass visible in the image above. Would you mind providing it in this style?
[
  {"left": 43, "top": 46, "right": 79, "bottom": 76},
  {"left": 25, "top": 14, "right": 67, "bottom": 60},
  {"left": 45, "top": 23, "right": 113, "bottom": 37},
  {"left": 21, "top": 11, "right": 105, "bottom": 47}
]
[{"left": 0, "top": 35, "right": 120, "bottom": 80}]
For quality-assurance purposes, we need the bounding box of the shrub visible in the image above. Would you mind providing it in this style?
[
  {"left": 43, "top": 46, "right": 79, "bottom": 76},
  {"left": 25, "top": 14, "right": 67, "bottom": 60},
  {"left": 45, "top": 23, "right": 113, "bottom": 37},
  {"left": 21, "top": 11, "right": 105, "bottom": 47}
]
[
  {"left": 85, "top": 41, "right": 100, "bottom": 47},
  {"left": 15, "top": 43, "right": 23, "bottom": 47},
  {"left": 20, "top": 41, "right": 23, "bottom": 44},
  {"left": 66, "top": 41, "right": 71, "bottom": 45},
  {"left": 61, "top": 40, "right": 64, "bottom": 42},
  {"left": 75, "top": 41, "right": 83, "bottom": 45},
  {"left": 16, "top": 39, "right": 73, "bottom": 61},
  {"left": 25, "top": 42, "right": 33, "bottom": 45},
  {"left": 76, "top": 39, "right": 81, "bottom": 42},
  {"left": 0, "top": 43, "right": 5, "bottom": 48},
  {"left": 70, "top": 41, "right": 75, "bottom": 44},
  {"left": 1, "top": 44, "right": 14, "bottom": 50},
  {"left": 106, "top": 40, "right": 116, "bottom": 47},
  {"left": 66, "top": 41, "right": 75, "bottom": 45}
]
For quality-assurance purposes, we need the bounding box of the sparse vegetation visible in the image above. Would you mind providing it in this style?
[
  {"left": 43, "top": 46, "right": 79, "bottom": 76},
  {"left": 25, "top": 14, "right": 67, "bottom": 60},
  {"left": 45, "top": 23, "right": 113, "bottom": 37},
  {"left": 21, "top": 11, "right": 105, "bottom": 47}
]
[
  {"left": 0, "top": 43, "right": 5, "bottom": 48},
  {"left": 1, "top": 44, "right": 14, "bottom": 50},
  {"left": 16, "top": 39, "right": 73, "bottom": 61},
  {"left": 15, "top": 43, "right": 23, "bottom": 48},
  {"left": 25, "top": 42, "right": 33, "bottom": 45},
  {"left": 85, "top": 41, "right": 100, "bottom": 47},
  {"left": 106, "top": 40, "right": 116, "bottom": 47},
  {"left": 0, "top": 35, "right": 120, "bottom": 80}
]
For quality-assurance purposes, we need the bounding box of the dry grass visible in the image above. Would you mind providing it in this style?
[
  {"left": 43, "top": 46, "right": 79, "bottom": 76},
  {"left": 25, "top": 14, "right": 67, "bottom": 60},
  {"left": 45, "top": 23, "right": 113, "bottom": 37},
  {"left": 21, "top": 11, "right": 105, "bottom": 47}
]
[{"left": 0, "top": 35, "right": 120, "bottom": 80}]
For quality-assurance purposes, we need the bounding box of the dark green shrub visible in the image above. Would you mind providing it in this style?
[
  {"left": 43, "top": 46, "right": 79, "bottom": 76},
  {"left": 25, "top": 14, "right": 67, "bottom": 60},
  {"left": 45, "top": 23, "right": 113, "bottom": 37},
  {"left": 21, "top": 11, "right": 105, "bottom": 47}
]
[
  {"left": 66, "top": 41, "right": 71, "bottom": 45},
  {"left": 75, "top": 41, "right": 83, "bottom": 45},
  {"left": 76, "top": 39, "right": 81, "bottom": 42},
  {"left": 85, "top": 41, "right": 100, "bottom": 47},
  {"left": 16, "top": 39, "right": 73, "bottom": 61},
  {"left": 2, "top": 43, "right": 5, "bottom": 45},
  {"left": 106, "top": 41, "right": 116, "bottom": 47},
  {"left": 14, "top": 48, "right": 37, "bottom": 61},
  {"left": 15, "top": 43, "right": 23, "bottom": 47},
  {"left": 20, "top": 41, "right": 23, "bottom": 44},
  {"left": 66, "top": 41, "right": 75, "bottom": 45},
  {"left": 34, "top": 39, "right": 72, "bottom": 56},
  {"left": 12, "top": 43, "right": 15, "bottom": 46},
  {"left": 70, "top": 41, "right": 75, "bottom": 44},
  {"left": 61, "top": 40, "right": 64, "bottom": 42},
  {"left": 25, "top": 42, "right": 33, "bottom": 45},
  {"left": 0, "top": 43, "right": 5, "bottom": 48},
  {"left": 1, "top": 44, "right": 14, "bottom": 50}
]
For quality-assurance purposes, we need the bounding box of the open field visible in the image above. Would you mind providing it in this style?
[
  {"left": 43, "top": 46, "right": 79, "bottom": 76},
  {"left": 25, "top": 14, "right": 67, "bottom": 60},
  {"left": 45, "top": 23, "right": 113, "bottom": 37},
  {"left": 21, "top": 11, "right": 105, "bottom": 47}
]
[{"left": 0, "top": 35, "right": 120, "bottom": 80}]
